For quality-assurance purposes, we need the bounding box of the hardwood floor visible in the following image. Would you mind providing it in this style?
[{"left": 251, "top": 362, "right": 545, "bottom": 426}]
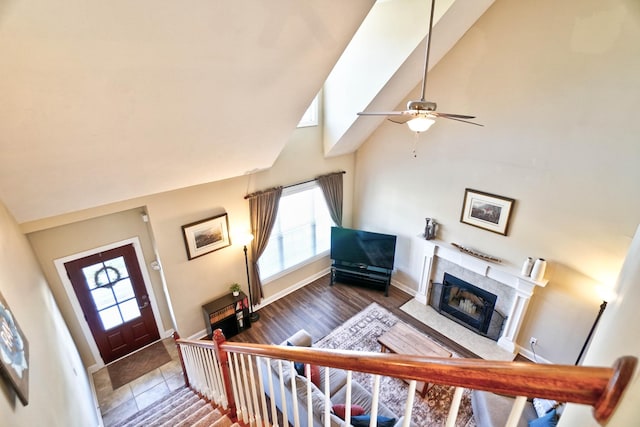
[{"left": 231, "top": 274, "right": 478, "bottom": 359}]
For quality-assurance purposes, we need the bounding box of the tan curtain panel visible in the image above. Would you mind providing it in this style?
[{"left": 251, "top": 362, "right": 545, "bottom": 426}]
[
  {"left": 247, "top": 186, "right": 283, "bottom": 304},
  {"left": 317, "top": 172, "right": 343, "bottom": 227}
]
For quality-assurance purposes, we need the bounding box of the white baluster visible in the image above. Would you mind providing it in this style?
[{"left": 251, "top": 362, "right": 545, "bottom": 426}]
[
  {"left": 402, "top": 380, "right": 417, "bottom": 427},
  {"left": 202, "top": 348, "right": 216, "bottom": 402},
  {"left": 277, "top": 360, "right": 289, "bottom": 427},
  {"left": 204, "top": 348, "right": 222, "bottom": 404},
  {"left": 263, "top": 357, "right": 278, "bottom": 427},
  {"left": 255, "top": 356, "right": 270, "bottom": 427},
  {"left": 445, "top": 387, "right": 464, "bottom": 427},
  {"left": 505, "top": 396, "right": 527, "bottom": 427},
  {"left": 194, "top": 347, "right": 205, "bottom": 394},
  {"left": 231, "top": 353, "right": 247, "bottom": 423},
  {"left": 324, "top": 367, "right": 331, "bottom": 427},
  {"left": 247, "top": 355, "right": 262, "bottom": 427},
  {"left": 183, "top": 346, "right": 195, "bottom": 389},
  {"left": 289, "top": 361, "right": 300, "bottom": 427},
  {"left": 370, "top": 374, "right": 381, "bottom": 426},
  {"left": 306, "top": 364, "right": 313, "bottom": 427},
  {"left": 210, "top": 348, "right": 227, "bottom": 407},
  {"left": 240, "top": 354, "right": 254, "bottom": 424},
  {"left": 344, "top": 371, "right": 352, "bottom": 424}
]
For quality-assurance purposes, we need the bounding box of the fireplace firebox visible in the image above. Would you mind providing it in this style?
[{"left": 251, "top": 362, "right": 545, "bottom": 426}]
[{"left": 438, "top": 273, "right": 499, "bottom": 336}]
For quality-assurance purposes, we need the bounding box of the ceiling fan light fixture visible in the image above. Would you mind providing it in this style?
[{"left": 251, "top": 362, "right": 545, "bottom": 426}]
[{"left": 407, "top": 116, "right": 435, "bottom": 133}]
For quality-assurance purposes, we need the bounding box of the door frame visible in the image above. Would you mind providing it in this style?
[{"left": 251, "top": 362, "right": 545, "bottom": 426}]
[{"left": 54, "top": 237, "right": 167, "bottom": 371}]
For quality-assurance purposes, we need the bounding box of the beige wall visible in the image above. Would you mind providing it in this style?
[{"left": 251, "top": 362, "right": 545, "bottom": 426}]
[
  {"left": 0, "top": 201, "right": 98, "bottom": 426},
  {"left": 558, "top": 225, "right": 640, "bottom": 426},
  {"left": 353, "top": 0, "right": 640, "bottom": 363},
  {"left": 24, "top": 116, "right": 355, "bottom": 368},
  {"left": 27, "top": 208, "right": 174, "bottom": 367}
]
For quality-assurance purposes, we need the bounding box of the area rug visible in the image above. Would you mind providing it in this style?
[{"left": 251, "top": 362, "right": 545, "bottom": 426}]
[
  {"left": 107, "top": 340, "right": 172, "bottom": 389},
  {"left": 315, "top": 303, "right": 475, "bottom": 427},
  {"left": 400, "top": 299, "right": 515, "bottom": 362}
]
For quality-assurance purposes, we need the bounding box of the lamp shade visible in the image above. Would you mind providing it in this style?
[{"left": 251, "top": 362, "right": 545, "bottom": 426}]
[
  {"left": 407, "top": 116, "right": 435, "bottom": 133},
  {"left": 596, "top": 284, "right": 616, "bottom": 303},
  {"left": 234, "top": 233, "right": 254, "bottom": 247}
]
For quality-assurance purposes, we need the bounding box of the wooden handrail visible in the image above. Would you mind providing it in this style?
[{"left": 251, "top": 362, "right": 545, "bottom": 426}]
[
  {"left": 218, "top": 341, "right": 636, "bottom": 425},
  {"left": 175, "top": 337, "right": 636, "bottom": 425}
]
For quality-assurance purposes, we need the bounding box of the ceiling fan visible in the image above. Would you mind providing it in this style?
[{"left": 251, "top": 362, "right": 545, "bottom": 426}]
[{"left": 357, "top": 0, "right": 482, "bottom": 132}]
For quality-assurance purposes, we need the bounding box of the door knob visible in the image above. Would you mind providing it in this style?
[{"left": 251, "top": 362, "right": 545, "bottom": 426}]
[{"left": 139, "top": 295, "right": 149, "bottom": 310}]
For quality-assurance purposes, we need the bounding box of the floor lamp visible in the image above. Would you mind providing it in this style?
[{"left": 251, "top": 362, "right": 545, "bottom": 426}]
[{"left": 239, "top": 233, "right": 259, "bottom": 322}]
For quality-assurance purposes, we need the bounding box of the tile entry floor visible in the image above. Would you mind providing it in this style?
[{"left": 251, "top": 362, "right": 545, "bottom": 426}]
[{"left": 92, "top": 339, "right": 185, "bottom": 427}]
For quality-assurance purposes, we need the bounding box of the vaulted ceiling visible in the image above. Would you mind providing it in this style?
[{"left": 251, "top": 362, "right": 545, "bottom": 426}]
[{"left": 0, "top": 0, "right": 492, "bottom": 224}]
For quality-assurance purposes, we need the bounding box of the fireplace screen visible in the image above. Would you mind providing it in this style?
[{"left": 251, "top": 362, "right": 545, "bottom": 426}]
[{"left": 439, "top": 273, "right": 497, "bottom": 335}]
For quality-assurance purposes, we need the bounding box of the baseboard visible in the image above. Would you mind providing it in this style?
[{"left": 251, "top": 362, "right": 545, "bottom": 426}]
[
  {"left": 517, "top": 344, "right": 552, "bottom": 364},
  {"left": 257, "top": 267, "right": 331, "bottom": 310},
  {"left": 390, "top": 278, "right": 418, "bottom": 297},
  {"left": 86, "top": 367, "right": 105, "bottom": 427}
]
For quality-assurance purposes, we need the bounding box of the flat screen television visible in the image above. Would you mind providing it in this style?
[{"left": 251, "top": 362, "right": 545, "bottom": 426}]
[{"left": 330, "top": 227, "right": 397, "bottom": 270}]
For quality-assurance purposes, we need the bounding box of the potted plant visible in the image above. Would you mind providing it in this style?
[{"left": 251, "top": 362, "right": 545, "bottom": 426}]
[{"left": 230, "top": 283, "right": 241, "bottom": 297}]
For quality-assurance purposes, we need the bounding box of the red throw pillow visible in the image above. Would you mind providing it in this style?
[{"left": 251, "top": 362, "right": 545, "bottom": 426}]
[
  {"left": 309, "top": 364, "right": 321, "bottom": 388},
  {"left": 332, "top": 404, "right": 366, "bottom": 420}
]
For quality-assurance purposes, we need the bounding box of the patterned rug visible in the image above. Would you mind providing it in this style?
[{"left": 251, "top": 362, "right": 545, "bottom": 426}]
[{"left": 315, "top": 303, "right": 475, "bottom": 427}]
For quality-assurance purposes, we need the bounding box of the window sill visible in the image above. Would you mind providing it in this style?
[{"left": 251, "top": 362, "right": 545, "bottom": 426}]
[{"left": 260, "top": 250, "right": 329, "bottom": 285}]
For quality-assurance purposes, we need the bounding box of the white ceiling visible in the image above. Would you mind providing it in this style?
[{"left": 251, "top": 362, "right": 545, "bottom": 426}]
[{"left": 0, "top": 0, "right": 489, "bottom": 224}]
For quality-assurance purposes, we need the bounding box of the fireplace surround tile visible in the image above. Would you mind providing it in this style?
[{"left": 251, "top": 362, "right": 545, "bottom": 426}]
[{"left": 413, "top": 238, "right": 548, "bottom": 353}]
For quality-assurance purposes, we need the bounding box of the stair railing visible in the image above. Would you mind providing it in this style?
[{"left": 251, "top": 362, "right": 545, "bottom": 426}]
[{"left": 175, "top": 331, "right": 636, "bottom": 427}]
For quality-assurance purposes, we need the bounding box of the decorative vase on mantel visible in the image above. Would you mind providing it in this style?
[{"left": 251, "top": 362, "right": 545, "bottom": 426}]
[
  {"left": 530, "top": 258, "right": 547, "bottom": 282},
  {"left": 521, "top": 257, "right": 534, "bottom": 277},
  {"left": 424, "top": 218, "right": 438, "bottom": 240}
]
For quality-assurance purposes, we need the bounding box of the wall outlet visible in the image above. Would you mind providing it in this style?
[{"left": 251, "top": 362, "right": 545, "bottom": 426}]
[{"left": 529, "top": 336, "right": 538, "bottom": 346}]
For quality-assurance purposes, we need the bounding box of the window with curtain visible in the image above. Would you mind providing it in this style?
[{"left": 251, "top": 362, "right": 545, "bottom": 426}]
[{"left": 258, "top": 181, "right": 335, "bottom": 281}]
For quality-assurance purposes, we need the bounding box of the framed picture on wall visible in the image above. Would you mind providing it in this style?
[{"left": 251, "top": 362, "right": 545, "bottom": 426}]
[
  {"left": 460, "top": 188, "right": 515, "bottom": 235},
  {"left": 182, "top": 213, "right": 231, "bottom": 260},
  {"left": 0, "top": 290, "right": 30, "bottom": 405}
]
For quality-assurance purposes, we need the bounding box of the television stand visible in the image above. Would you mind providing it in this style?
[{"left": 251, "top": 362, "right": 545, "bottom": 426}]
[{"left": 330, "top": 261, "right": 392, "bottom": 296}]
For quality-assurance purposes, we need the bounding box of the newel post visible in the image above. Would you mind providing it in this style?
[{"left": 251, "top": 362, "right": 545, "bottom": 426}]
[
  {"left": 172, "top": 331, "right": 189, "bottom": 388},
  {"left": 213, "top": 328, "right": 237, "bottom": 421}
]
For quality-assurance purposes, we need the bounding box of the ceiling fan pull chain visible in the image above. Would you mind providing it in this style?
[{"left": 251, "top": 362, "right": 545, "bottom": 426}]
[{"left": 413, "top": 131, "right": 420, "bottom": 158}]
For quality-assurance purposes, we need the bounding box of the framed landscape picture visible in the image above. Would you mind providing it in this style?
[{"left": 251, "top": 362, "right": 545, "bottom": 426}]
[
  {"left": 460, "top": 189, "right": 515, "bottom": 235},
  {"left": 0, "top": 291, "right": 29, "bottom": 405},
  {"left": 182, "top": 213, "right": 231, "bottom": 260}
]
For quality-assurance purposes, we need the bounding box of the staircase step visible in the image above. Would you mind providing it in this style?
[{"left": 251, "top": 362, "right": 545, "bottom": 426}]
[
  {"left": 109, "top": 386, "right": 232, "bottom": 427},
  {"left": 153, "top": 398, "right": 207, "bottom": 427},
  {"left": 190, "top": 409, "right": 224, "bottom": 427},
  {"left": 114, "top": 387, "right": 194, "bottom": 427},
  {"left": 155, "top": 398, "right": 208, "bottom": 427},
  {"left": 211, "top": 416, "right": 235, "bottom": 427},
  {"left": 172, "top": 403, "right": 221, "bottom": 427}
]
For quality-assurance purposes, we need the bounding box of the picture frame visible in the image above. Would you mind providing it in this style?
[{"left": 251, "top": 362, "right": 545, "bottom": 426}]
[
  {"left": 182, "top": 213, "right": 231, "bottom": 260},
  {"left": 460, "top": 189, "right": 515, "bottom": 236},
  {"left": 0, "top": 291, "right": 30, "bottom": 406}
]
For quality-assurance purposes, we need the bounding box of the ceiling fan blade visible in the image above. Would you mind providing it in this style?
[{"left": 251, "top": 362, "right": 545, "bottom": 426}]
[
  {"left": 357, "top": 111, "right": 405, "bottom": 117},
  {"left": 438, "top": 115, "right": 484, "bottom": 127},
  {"left": 434, "top": 112, "right": 476, "bottom": 120}
]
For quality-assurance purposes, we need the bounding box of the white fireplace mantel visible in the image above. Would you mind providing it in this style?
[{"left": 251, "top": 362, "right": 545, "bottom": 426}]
[{"left": 414, "top": 237, "right": 548, "bottom": 353}]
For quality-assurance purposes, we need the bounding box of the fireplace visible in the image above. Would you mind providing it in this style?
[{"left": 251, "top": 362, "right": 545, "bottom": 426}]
[
  {"left": 416, "top": 239, "right": 548, "bottom": 352},
  {"left": 430, "top": 273, "right": 505, "bottom": 341}
]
